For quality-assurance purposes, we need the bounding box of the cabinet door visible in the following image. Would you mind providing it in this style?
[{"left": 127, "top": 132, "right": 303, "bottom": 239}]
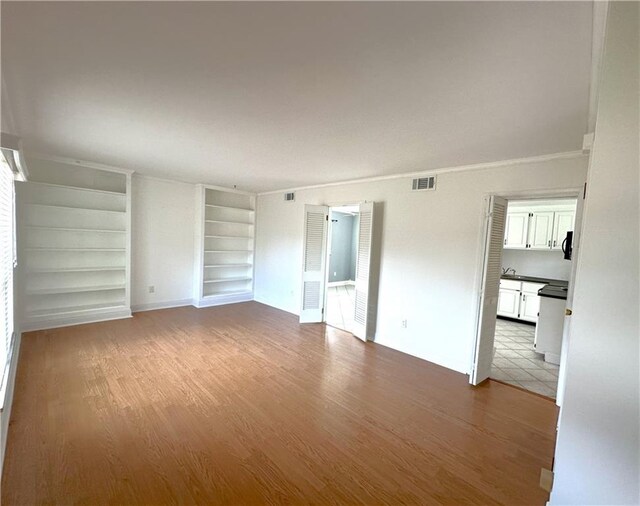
[
  {"left": 504, "top": 212, "right": 529, "bottom": 249},
  {"left": 497, "top": 288, "right": 520, "bottom": 318},
  {"left": 552, "top": 210, "right": 575, "bottom": 250},
  {"left": 528, "top": 211, "right": 554, "bottom": 250},
  {"left": 520, "top": 292, "right": 541, "bottom": 323}
]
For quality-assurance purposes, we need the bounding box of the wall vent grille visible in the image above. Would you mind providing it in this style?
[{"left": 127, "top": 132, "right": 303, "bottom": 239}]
[
  {"left": 411, "top": 176, "right": 436, "bottom": 191},
  {"left": 284, "top": 192, "right": 295, "bottom": 202}
]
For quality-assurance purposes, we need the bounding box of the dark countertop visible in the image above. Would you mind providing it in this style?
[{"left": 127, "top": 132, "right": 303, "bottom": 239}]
[
  {"left": 501, "top": 274, "right": 569, "bottom": 287},
  {"left": 538, "top": 284, "right": 569, "bottom": 300}
]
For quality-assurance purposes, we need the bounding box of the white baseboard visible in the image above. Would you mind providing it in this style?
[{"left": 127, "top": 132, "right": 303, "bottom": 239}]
[
  {"left": 131, "top": 299, "right": 193, "bottom": 313},
  {"left": 253, "top": 297, "right": 299, "bottom": 316},
  {"left": 328, "top": 280, "right": 355, "bottom": 287},
  {"left": 545, "top": 352, "right": 561, "bottom": 365},
  {"left": 1, "top": 332, "right": 22, "bottom": 477},
  {"left": 194, "top": 292, "right": 253, "bottom": 308},
  {"left": 20, "top": 307, "right": 132, "bottom": 332}
]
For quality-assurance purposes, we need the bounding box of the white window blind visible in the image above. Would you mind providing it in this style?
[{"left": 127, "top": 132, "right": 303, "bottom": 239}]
[{"left": 0, "top": 155, "right": 16, "bottom": 391}]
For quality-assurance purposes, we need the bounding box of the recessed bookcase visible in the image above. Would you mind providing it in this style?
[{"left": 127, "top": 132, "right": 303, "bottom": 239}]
[
  {"left": 193, "top": 185, "right": 255, "bottom": 307},
  {"left": 16, "top": 155, "right": 133, "bottom": 330}
]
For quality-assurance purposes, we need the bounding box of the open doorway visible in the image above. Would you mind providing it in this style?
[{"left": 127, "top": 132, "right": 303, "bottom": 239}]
[
  {"left": 471, "top": 192, "right": 583, "bottom": 404},
  {"left": 325, "top": 206, "right": 359, "bottom": 333},
  {"left": 299, "top": 202, "right": 378, "bottom": 342}
]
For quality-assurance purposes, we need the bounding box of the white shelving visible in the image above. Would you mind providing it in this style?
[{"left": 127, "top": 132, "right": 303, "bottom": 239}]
[
  {"left": 17, "top": 155, "right": 133, "bottom": 330},
  {"left": 194, "top": 185, "right": 256, "bottom": 307}
]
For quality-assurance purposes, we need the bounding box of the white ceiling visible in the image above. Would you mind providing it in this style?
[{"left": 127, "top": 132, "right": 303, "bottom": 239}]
[{"left": 1, "top": 2, "right": 593, "bottom": 193}]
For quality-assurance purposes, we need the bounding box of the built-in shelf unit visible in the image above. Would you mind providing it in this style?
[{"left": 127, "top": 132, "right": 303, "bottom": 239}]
[
  {"left": 193, "top": 185, "right": 255, "bottom": 307},
  {"left": 17, "top": 155, "right": 133, "bottom": 330}
]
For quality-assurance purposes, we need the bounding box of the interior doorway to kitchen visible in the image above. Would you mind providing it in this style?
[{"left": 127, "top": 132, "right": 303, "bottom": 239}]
[
  {"left": 470, "top": 190, "right": 584, "bottom": 405},
  {"left": 324, "top": 205, "right": 359, "bottom": 333}
]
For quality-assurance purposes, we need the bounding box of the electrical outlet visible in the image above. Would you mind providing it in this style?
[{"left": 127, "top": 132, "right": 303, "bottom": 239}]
[
  {"left": 148, "top": 285, "right": 155, "bottom": 294},
  {"left": 401, "top": 319, "right": 408, "bottom": 328},
  {"left": 334, "top": 272, "right": 337, "bottom": 276}
]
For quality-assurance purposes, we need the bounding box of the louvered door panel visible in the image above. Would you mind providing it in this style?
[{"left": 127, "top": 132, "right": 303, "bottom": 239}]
[
  {"left": 352, "top": 202, "right": 374, "bottom": 341},
  {"left": 471, "top": 195, "right": 507, "bottom": 385},
  {"left": 299, "top": 205, "right": 328, "bottom": 323}
]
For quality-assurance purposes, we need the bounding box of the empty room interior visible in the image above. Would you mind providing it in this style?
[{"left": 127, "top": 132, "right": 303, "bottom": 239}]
[{"left": 0, "top": 1, "right": 638, "bottom": 505}]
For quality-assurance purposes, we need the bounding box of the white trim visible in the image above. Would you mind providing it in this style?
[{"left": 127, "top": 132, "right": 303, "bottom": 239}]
[
  {"left": 133, "top": 173, "right": 199, "bottom": 188},
  {"left": 258, "top": 151, "right": 587, "bottom": 196},
  {"left": 20, "top": 308, "right": 132, "bottom": 332},
  {"left": 202, "top": 183, "right": 256, "bottom": 197},
  {"left": 588, "top": 1, "right": 609, "bottom": 133},
  {"left": 328, "top": 280, "right": 355, "bottom": 287},
  {"left": 253, "top": 297, "right": 298, "bottom": 316},
  {"left": 194, "top": 293, "right": 253, "bottom": 308},
  {"left": 26, "top": 152, "right": 135, "bottom": 176},
  {"left": 0, "top": 331, "right": 21, "bottom": 478},
  {"left": 131, "top": 299, "right": 193, "bottom": 313}
]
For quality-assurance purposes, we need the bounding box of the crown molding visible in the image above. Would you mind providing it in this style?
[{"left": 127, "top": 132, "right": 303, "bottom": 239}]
[
  {"left": 26, "top": 152, "right": 135, "bottom": 176},
  {"left": 257, "top": 150, "right": 587, "bottom": 196}
]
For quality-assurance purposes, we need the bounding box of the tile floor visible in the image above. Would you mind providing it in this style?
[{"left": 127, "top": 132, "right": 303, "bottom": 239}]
[
  {"left": 325, "top": 283, "right": 355, "bottom": 333},
  {"left": 491, "top": 318, "right": 559, "bottom": 399}
]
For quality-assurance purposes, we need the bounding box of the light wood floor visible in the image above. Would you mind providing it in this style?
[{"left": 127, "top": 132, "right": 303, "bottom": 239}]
[{"left": 2, "top": 302, "right": 558, "bottom": 505}]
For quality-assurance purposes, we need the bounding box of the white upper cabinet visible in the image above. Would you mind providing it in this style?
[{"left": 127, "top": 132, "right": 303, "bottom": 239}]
[
  {"left": 528, "top": 211, "right": 555, "bottom": 250},
  {"left": 504, "top": 212, "right": 529, "bottom": 249},
  {"left": 552, "top": 210, "right": 575, "bottom": 250},
  {"left": 504, "top": 201, "right": 576, "bottom": 251}
]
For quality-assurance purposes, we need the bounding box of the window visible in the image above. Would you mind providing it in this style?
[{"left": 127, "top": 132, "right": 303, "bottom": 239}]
[{"left": 0, "top": 153, "right": 16, "bottom": 397}]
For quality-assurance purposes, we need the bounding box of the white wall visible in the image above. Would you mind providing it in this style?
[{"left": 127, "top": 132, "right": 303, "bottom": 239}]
[
  {"left": 502, "top": 249, "right": 572, "bottom": 281},
  {"left": 551, "top": 3, "right": 639, "bottom": 504},
  {"left": 254, "top": 156, "right": 588, "bottom": 373},
  {"left": 131, "top": 175, "right": 196, "bottom": 311}
]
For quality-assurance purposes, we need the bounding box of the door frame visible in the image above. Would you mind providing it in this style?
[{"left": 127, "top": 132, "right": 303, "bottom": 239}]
[
  {"left": 322, "top": 202, "right": 362, "bottom": 333},
  {"left": 470, "top": 187, "right": 584, "bottom": 406}
]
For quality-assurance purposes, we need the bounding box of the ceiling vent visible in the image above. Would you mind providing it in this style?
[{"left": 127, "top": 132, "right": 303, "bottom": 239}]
[
  {"left": 412, "top": 176, "right": 436, "bottom": 191},
  {"left": 284, "top": 192, "right": 295, "bottom": 202}
]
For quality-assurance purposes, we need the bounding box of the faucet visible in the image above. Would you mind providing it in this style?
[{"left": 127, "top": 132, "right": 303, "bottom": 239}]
[{"left": 502, "top": 267, "right": 516, "bottom": 275}]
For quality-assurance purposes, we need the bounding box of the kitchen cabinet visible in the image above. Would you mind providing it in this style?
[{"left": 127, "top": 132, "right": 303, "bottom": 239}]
[
  {"left": 497, "top": 288, "right": 520, "bottom": 318},
  {"left": 503, "top": 205, "right": 575, "bottom": 251},
  {"left": 504, "top": 212, "right": 529, "bottom": 249},
  {"left": 552, "top": 210, "right": 575, "bottom": 250},
  {"left": 496, "top": 280, "right": 545, "bottom": 323},
  {"left": 528, "top": 211, "right": 555, "bottom": 250}
]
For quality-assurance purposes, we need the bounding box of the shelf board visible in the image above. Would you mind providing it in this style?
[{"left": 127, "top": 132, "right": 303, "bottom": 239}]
[
  {"left": 27, "top": 203, "right": 126, "bottom": 214},
  {"left": 204, "top": 219, "right": 253, "bottom": 225},
  {"left": 204, "top": 235, "right": 253, "bottom": 239},
  {"left": 203, "top": 277, "right": 252, "bottom": 284},
  {"left": 204, "top": 250, "right": 252, "bottom": 253},
  {"left": 25, "top": 247, "right": 126, "bottom": 252},
  {"left": 28, "top": 266, "right": 126, "bottom": 273},
  {"left": 203, "top": 263, "right": 252, "bottom": 268},
  {"left": 27, "top": 284, "right": 126, "bottom": 295},
  {"left": 28, "top": 302, "right": 127, "bottom": 318},
  {"left": 27, "top": 181, "right": 126, "bottom": 196},
  {"left": 205, "top": 203, "right": 254, "bottom": 212},
  {"left": 25, "top": 225, "right": 126, "bottom": 234}
]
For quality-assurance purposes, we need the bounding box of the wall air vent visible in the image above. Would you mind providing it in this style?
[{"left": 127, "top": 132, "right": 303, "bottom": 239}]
[
  {"left": 284, "top": 192, "right": 295, "bottom": 202},
  {"left": 411, "top": 176, "right": 436, "bottom": 191}
]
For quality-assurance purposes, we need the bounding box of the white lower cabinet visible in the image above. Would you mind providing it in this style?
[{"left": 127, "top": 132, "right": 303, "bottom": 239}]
[{"left": 497, "top": 280, "right": 545, "bottom": 323}]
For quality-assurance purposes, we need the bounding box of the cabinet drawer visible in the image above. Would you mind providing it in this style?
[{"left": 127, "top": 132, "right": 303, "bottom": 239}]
[
  {"left": 522, "top": 282, "right": 546, "bottom": 293},
  {"left": 500, "top": 279, "right": 521, "bottom": 291}
]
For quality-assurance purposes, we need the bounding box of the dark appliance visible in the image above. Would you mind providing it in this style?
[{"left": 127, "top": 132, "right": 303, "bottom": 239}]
[{"left": 562, "top": 231, "right": 573, "bottom": 260}]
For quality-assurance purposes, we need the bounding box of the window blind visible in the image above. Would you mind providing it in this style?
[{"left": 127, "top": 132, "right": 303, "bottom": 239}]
[{"left": 0, "top": 156, "right": 15, "bottom": 391}]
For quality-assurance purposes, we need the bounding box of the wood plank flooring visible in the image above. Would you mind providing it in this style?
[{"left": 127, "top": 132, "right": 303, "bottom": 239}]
[{"left": 2, "top": 302, "right": 558, "bottom": 505}]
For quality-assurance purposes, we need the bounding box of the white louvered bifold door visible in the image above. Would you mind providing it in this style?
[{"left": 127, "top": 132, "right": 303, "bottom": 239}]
[
  {"left": 352, "top": 202, "right": 374, "bottom": 341},
  {"left": 299, "top": 205, "right": 328, "bottom": 323},
  {"left": 471, "top": 195, "right": 508, "bottom": 385},
  {"left": 0, "top": 158, "right": 15, "bottom": 388}
]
